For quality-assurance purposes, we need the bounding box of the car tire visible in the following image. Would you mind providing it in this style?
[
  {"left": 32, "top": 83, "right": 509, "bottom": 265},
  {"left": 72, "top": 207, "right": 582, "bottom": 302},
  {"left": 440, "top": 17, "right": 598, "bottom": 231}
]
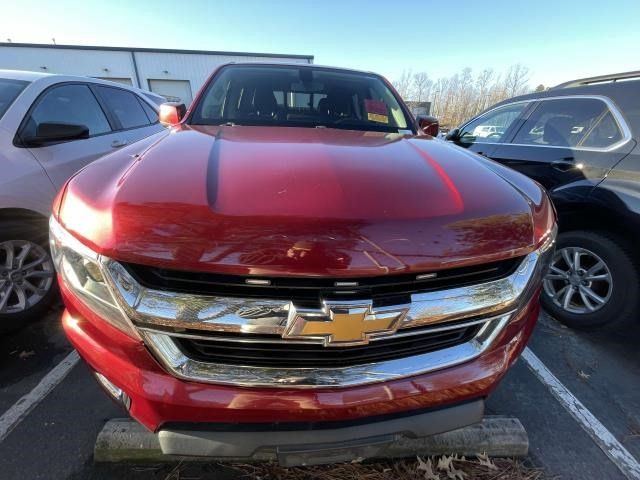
[
  {"left": 541, "top": 230, "right": 639, "bottom": 330},
  {"left": 0, "top": 219, "right": 57, "bottom": 334}
]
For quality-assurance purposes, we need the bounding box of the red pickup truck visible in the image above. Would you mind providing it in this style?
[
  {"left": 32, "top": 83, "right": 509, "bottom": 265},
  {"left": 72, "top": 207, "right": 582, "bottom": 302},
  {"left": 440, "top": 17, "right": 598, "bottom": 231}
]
[{"left": 50, "top": 63, "right": 556, "bottom": 463}]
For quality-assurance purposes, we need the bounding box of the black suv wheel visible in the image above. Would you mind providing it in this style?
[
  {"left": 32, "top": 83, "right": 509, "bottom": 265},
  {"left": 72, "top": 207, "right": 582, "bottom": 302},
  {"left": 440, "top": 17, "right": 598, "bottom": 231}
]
[
  {"left": 541, "top": 230, "right": 639, "bottom": 329},
  {"left": 0, "top": 220, "right": 57, "bottom": 333}
]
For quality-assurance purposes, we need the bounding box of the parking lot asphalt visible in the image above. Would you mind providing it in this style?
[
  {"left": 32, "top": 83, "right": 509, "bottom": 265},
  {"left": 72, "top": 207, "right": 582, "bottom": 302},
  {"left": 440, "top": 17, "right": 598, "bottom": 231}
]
[{"left": 0, "top": 308, "right": 638, "bottom": 479}]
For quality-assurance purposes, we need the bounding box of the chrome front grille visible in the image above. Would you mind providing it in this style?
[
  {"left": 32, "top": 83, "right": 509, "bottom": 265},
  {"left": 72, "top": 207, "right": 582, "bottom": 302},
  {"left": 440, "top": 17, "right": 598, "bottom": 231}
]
[
  {"left": 104, "top": 253, "right": 539, "bottom": 337},
  {"left": 139, "top": 313, "right": 511, "bottom": 388},
  {"left": 98, "top": 236, "right": 555, "bottom": 388}
]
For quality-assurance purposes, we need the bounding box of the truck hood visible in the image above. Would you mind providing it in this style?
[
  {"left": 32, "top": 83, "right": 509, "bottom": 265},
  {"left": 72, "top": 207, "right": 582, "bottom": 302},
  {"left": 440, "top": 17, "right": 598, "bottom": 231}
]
[{"left": 61, "top": 125, "right": 546, "bottom": 277}]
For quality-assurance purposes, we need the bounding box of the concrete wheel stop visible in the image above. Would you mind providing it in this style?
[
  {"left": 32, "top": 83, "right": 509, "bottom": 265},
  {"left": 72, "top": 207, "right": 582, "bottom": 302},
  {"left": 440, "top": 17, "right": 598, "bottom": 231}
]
[{"left": 94, "top": 416, "right": 529, "bottom": 466}]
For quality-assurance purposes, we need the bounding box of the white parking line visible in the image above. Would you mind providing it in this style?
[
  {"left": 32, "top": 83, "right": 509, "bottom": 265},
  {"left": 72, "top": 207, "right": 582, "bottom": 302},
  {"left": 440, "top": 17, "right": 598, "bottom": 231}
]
[
  {"left": 522, "top": 347, "right": 640, "bottom": 480},
  {"left": 0, "top": 350, "right": 79, "bottom": 443},
  {"left": 1, "top": 342, "right": 638, "bottom": 479}
]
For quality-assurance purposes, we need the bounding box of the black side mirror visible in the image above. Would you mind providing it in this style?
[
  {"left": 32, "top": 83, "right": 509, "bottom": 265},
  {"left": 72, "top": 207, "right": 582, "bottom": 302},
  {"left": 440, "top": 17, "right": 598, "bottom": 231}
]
[
  {"left": 416, "top": 115, "right": 439, "bottom": 137},
  {"left": 445, "top": 128, "right": 460, "bottom": 142},
  {"left": 23, "top": 122, "right": 90, "bottom": 146}
]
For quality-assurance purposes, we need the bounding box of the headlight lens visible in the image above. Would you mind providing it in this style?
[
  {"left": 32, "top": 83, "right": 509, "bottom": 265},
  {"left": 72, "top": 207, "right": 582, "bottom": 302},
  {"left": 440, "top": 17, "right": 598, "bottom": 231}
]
[{"left": 49, "top": 216, "right": 140, "bottom": 339}]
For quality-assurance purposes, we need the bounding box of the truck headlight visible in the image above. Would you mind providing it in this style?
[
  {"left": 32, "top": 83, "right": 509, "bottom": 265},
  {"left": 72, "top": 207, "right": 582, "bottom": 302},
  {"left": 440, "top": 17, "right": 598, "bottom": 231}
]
[{"left": 49, "top": 216, "right": 140, "bottom": 339}]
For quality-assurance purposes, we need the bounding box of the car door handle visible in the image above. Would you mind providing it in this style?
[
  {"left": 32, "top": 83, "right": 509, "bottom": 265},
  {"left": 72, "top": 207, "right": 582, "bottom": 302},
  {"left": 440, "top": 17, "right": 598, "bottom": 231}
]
[
  {"left": 551, "top": 159, "right": 575, "bottom": 172},
  {"left": 111, "top": 139, "right": 128, "bottom": 148}
]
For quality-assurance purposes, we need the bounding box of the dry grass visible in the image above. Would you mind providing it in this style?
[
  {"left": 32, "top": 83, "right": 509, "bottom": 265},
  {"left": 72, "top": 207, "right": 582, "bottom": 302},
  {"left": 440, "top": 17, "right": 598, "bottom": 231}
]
[
  {"left": 119, "top": 455, "right": 547, "bottom": 480},
  {"left": 230, "top": 455, "right": 547, "bottom": 480}
]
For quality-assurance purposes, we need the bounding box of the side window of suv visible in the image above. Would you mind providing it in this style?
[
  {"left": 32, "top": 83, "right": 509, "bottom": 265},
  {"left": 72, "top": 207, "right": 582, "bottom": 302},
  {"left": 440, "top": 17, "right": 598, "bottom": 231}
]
[
  {"left": 458, "top": 103, "right": 527, "bottom": 144},
  {"left": 22, "top": 84, "right": 111, "bottom": 138},
  {"left": 95, "top": 86, "right": 150, "bottom": 130},
  {"left": 511, "top": 98, "right": 624, "bottom": 149},
  {"left": 138, "top": 98, "right": 159, "bottom": 124},
  {"left": 579, "top": 111, "right": 623, "bottom": 148}
]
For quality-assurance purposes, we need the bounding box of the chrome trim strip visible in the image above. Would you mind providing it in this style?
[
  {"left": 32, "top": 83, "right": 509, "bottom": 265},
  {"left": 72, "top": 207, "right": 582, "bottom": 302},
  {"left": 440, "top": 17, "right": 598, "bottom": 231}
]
[
  {"left": 405, "top": 252, "right": 537, "bottom": 327},
  {"left": 416, "top": 272, "right": 437, "bottom": 280},
  {"left": 137, "top": 315, "right": 496, "bottom": 345},
  {"left": 140, "top": 313, "right": 511, "bottom": 388},
  {"left": 102, "top": 249, "right": 547, "bottom": 340}
]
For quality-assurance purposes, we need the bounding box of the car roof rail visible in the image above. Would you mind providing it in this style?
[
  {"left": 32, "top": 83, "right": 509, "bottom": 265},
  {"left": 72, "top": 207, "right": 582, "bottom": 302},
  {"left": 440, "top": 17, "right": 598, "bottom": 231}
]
[{"left": 552, "top": 71, "right": 640, "bottom": 89}]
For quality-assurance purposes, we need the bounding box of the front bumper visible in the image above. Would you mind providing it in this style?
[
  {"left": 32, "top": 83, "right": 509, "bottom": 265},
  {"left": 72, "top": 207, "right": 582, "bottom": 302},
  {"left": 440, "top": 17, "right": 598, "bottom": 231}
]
[
  {"left": 158, "top": 400, "right": 484, "bottom": 463},
  {"left": 61, "top": 284, "right": 540, "bottom": 433}
]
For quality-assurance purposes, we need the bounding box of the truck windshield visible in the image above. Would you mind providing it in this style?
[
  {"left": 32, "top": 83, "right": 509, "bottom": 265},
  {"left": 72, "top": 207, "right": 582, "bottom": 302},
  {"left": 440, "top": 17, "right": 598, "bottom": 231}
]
[
  {"left": 0, "top": 78, "right": 29, "bottom": 120},
  {"left": 190, "top": 65, "right": 411, "bottom": 133}
]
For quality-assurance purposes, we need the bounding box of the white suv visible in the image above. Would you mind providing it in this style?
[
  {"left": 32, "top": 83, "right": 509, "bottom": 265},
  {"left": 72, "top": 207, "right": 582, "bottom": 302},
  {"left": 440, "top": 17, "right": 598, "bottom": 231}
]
[
  {"left": 0, "top": 70, "right": 164, "bottom": 332},
  {"left": 472, "top": 125, "right": 505, "bottom": 138}
]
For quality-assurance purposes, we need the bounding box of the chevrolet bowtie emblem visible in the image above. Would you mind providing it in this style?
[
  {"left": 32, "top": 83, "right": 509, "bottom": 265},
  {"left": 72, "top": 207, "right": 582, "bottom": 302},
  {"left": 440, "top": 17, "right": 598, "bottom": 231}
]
[{"left": 283, "top": 301, "right": 409, "bottom": 347}]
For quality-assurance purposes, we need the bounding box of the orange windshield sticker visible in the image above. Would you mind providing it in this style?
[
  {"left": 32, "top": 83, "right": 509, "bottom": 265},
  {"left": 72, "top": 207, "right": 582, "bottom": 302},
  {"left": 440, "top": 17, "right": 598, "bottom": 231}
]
[
  {"left": 367, "top": 113, "right": 389, "bottom": 123},
  {"left": 365, "top": 99, "right": 389, "bottom": 124}
]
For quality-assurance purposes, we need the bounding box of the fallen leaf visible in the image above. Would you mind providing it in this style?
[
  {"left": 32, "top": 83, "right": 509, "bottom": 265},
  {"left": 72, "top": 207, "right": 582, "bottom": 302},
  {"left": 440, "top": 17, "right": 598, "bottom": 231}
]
[
  {"left": 417, "top": 456, "right": 440, "bottom": 480},
  {"left": 437, "top": 455, "right": 453, "bottom": 471},
  {"left": 476, "top": 452, "right": 498, "bottom": 470},
  {"left": 578, "top": 370, "right": 591, "bottom": 380},
  {"left": 436, "top": 455, "right": 467, "bottom": 479},
  {"left": 19, "top": 350, "right": 35, "bottom": 359},
  {"left": 447, "top": 467, "right": 466, "bottom": 480}
]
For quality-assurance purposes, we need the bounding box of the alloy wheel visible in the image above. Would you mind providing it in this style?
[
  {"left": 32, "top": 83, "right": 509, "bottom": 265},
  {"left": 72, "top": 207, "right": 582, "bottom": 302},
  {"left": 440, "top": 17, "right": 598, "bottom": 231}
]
[
  {"left": 0, "top": 240, "right": 55, "bottom": 314},
  {"left": 543, "top": 246, "right": 613, "bottom": 315}
]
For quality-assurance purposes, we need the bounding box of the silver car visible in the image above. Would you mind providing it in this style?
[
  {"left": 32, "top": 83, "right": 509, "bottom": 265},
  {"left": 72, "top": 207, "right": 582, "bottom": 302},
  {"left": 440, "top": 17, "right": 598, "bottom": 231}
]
[{"left": 0, "top": 70, "right": 164, "bottom": 332}]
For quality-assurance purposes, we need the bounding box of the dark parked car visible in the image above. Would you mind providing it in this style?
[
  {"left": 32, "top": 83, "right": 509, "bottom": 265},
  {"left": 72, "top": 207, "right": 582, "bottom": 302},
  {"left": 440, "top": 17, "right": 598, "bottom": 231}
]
[{"left": 446, "top": 71, "right": 640, "bottom": 329}]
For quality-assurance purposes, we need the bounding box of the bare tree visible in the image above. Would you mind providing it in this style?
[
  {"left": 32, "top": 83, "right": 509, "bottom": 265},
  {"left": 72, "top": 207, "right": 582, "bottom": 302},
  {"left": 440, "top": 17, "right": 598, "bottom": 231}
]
[
  {"left": 397, "top": 64, "right": 532, "bottom": 127},
  {"left": 412, "top": 72, "right": 432, "bottom": 102},
  {"left": 455, "top": 68, "right": 474, "bottom": 125},
  {"left": 474, "top": 68, "right": 494, "bottom": 113},
  {"left": 393, "top": 70, "right": 413, "bottom": 100},
  {"left": 503, "top": 64, "right": 530, "bottom": 97}
]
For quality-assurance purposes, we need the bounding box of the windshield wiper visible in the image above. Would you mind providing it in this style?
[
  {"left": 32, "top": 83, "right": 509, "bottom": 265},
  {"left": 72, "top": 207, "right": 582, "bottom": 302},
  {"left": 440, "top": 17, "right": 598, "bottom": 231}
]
[
  {"left": 323, "top": 123, "right": 400, "bottom": 134},
  {"left": 199, "top": 120, "right": 400, "bottom": 134}
]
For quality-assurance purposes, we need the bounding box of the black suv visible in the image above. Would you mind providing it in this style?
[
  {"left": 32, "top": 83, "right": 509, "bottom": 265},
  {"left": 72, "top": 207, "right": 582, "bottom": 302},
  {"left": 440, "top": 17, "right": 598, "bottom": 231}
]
[{"left": 446, "top": 71, "right": 640, "bottom": 329}]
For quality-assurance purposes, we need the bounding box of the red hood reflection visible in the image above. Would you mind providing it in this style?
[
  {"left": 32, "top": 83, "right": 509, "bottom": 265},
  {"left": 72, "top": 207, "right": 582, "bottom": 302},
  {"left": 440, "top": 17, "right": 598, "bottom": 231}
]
[{"left": 60, "top": 126, "right": 544, "bottom": 277}]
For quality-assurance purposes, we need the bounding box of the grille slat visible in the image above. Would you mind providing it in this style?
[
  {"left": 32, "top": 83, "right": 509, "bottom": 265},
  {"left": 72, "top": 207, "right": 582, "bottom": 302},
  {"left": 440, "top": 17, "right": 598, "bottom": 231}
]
[
  {"left": 124, "top": 257, "right": 521, "bottom": 307},
  {"left": 173, "top": 325, "right": 480, "bottom": 368}
]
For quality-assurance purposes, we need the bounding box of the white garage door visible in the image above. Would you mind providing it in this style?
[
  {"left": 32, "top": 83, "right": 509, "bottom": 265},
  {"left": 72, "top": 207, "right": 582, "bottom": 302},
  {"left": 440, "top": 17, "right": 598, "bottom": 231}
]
[{"left": 148, "top": 80, "right": 193, "bottom": 106}]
